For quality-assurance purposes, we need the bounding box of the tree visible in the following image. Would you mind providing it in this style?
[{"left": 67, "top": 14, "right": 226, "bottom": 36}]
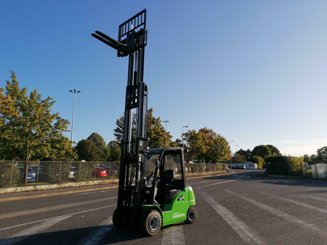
[
  {"left": 107, "top": 140, "right": 121, "bottom": 161},
  {"left": 0, "top": 72, "right": 75, "bottom": 160},
  {"left": 252, "top": 145, "right": 271, "bottom": 159},
  {"left": 251, "top": 155, "right": 265, "bottom": 169},
  {"left": 316, "top": 146, "right": 327, "bottom": 162},
  {"left": 113, "top": 108, "right": 172, "bottom": 148},
  {"left": 236, "top": 149, "right": 252, "bottom": 161},
  {"left": 231, "top": 153, "right": 246, "bottom": 163},
  {"left": 266, "top": 145, "right": 281, "bottom": 156},
  {"left": 185, "top": 128, "right": 229, "bottom": 163},
  {"left": 75, "top": 132, "right": 108, "bottom": 161}
]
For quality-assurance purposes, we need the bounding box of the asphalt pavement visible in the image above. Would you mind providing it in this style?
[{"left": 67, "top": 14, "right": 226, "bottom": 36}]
[{"left": 1, "top": 170, "right": 327, "bottom": 245}]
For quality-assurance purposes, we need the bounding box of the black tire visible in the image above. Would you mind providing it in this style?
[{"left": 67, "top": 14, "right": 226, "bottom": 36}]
[
  {"left": 186, "top": 206, "right": 197, "bottom": 224},
  {"left": 143, "top": 210, "right": 162, "bottom": 236}
]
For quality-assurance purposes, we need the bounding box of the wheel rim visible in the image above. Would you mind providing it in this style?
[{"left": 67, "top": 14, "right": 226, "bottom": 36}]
[{"left": 149, "top": 216, "right": 159, "bottom": 231}]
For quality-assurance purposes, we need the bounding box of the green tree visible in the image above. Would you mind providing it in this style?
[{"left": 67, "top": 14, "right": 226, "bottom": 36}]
[
  {"left": 316, "top": 146, "right": 327, "bottom": 162},
  {"left": 251, "top": 155, "right": 265, "bottom": 169},
  {"left": 236, "top": 149, "right": 252, "bottom": 161},
  {"left": 266, "top": 145, "right": 281, "bottom": 156},
  {"left": 75, "top": 132, "right": 108, "bottom": 161},
  {"left": 185, "top": 128, "right": 229, "bottom": 163},
  {"left": 114, "top": 108, "right": 172, "bottom": 148},
  {"left": 107, "top": 140, "right": 121, "bottom": 161},
  {"left": 231, "top": 153, "right": 246, "bottom": 163},
  {"left": 0, "top": 72, "right": 75, "bottom": 160},
  {"left": 252, "top": 145, "right": 272, "bottom": 159}
]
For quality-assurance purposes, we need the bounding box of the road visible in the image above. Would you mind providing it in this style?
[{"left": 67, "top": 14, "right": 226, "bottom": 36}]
[{"left": 1, "top": 170, "right": 327, "bottom": 245}]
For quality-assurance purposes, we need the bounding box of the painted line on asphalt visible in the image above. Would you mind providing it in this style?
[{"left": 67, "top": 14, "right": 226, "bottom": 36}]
[
  {"left": 1, "top": 215, "right": 71, "bottom": 245},
  {"left": 0, "top": 197, "right": 116, "bottom": 220},
  {"left": 201, "top": 191, "right": 265, "bottom": 245},
  {"left": 196, "top": 180, "right": 236, "bottom": 189},
  {"left": 161, "top": 225, "right": 185, "bottom": 245},
  {"left": 0, "top": 185, "right": 118, "bottom": 203},
  {"left": 0, "top": 204, "right": 116, "bottom": 232},
  {"left": 260, "top": 192, "right": 327, "bottom": 215},
  {"left": 79, "top": 216, "right": 113, "bottom": 245},
  {"left": 226, "top": 190, "right": 327, "bottom": 239},
  {"left": 301, "top": 195, "right": 327, "bottom": 203}
]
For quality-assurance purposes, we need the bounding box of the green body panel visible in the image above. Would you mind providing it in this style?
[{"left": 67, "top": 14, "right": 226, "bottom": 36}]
[{"left": 161, "top": 185, "right": 196, "bottom": 226}]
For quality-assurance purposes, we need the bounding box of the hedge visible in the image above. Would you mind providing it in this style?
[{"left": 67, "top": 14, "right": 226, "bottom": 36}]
[{"left": 265, "top": 156, "right": 303, "bottom": 176}]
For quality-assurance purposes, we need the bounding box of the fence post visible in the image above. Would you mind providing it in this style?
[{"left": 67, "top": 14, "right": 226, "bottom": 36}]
[
  {"left": 59, "top": 161, "right": 62, "bottom": 184},
  {"left": 9, "top": 161, "right": 14, "bottom": 187}
]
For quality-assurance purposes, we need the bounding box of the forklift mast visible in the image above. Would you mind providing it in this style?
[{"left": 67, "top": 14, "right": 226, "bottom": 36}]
[{"left": 92, "top": 9, "right": 148, "bottom": 216}]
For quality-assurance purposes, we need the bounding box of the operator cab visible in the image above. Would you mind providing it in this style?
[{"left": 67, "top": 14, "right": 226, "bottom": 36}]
[{"left": 143, "top": 147, "right": 185, "bottom": 205}]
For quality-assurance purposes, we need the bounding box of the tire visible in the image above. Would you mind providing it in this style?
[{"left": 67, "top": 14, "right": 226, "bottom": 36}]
[
  {"left": 143, "top": 210, "right": 162, "bottom": 236},
  {"left": 186, "top": 206, "right": 197, "bottom": 224}
]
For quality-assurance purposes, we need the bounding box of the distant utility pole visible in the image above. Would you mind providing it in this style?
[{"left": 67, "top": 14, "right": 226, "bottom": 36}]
[
  {"left": 182, "top": 125, "right": 189, "bottom": 148},
  {"left": 69, "top": 89, "right": 80, "bottom": 143},
  {"left": 163, "top": 120, "right": 169, "bottom": 131}
]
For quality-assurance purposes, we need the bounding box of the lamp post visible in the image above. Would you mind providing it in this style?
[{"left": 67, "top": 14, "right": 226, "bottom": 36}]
[
  {"left": 163, "top": 120, "right": 169, "bottom": 131},
  {"left": 229, "top": 140, "right": 234, "bottom": 168},
  {"left": 69, "top": 89, "right": 80, "bottom": 143},
  {"left": 181, "top": 125, "right": 189, "bottom": 148}
]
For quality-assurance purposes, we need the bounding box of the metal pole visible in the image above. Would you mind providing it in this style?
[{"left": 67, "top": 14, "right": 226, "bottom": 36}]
[
  {"left": 182, "top": 125, "right": 189, "bottom": 148},
  {"left": 69, "top": 89, "right": 80, "bottom": 143},
  {"left": 163, "top": 120, "right": 169, "bottom": 131}
]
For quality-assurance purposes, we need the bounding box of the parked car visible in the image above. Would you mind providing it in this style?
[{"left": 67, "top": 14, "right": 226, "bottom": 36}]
[
  {"left": 68, "top": 166, "right": 78, "bottom": 180},
  {"left": 20, "top": 167, "right": 37, "bottom": 182},
  {"left": 231, "top": 163, "right": 247, "bottom": 170},
  {"left": 94, "top": 166, "right": 109, "bottom": 177}
]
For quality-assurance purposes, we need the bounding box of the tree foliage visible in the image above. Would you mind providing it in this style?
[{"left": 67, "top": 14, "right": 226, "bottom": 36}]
[
  {"left": 252, "top": 145, "right": 272, "bottom": 159},
  {"left": 107, "top": 140, "right": 121, "bottom": 161},
  {"left": 0, "top": 72, "right": 76, "bottom": 160},
  {"left": 114, "top": 108, "right": 172, "bottom": 148},
  {"left": 75, "top": 132, "right": 108, "bottom": 161},
  {"left": 185, "top": 128, "right": 229, "bottom": 163}
]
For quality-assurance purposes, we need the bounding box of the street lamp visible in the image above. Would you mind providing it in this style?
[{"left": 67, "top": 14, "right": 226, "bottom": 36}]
[
  {"left": 69, "top": 89, "right": 80, "bottom": 143},
  {"left": 181, "top": 125, "right": 189, "bottom": 148},
  {"left": 163, "top": 120, "right": 169, "bottom": 131}
]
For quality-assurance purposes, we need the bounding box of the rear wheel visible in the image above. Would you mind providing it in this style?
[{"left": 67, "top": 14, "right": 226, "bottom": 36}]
[
  {"left": 143, "top": 210, "right": 162, "bottom": 236},
  {"left": 186, "top": 206, "right": 197, "bottom": 224}
]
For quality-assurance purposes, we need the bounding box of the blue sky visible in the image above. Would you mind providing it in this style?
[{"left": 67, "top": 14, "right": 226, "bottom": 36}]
[{"left": 1, "top": 1, "right": 327, "bottom": 156}]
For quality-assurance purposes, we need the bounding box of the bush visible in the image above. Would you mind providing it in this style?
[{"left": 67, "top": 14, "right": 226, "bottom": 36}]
[
  {"left": 0, "top": 162, "right": 20, "bottom": 188},
  {"left": 265, "top": 156, "right": 304, "bottom": 176},
  {"left": 251, "top": 155, "right": 265, "bottom": 169},
  {"left": 288, "top": 157, "right": 303, "bottom": 176}
]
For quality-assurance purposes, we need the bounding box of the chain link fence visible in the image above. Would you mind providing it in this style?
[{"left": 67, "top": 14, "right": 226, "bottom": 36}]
[
  {"left": 0, "top": 161, "right": 227, "bottom": 188},
  {"left": 0, "top": 161, "right": 119, "bottom": 188}
]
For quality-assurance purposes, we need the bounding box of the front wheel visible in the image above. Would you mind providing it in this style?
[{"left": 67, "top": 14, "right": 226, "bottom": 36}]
[
  {"left": 143, "top": 210, "right": 162, "bottom": 236},
  {"left": 186, "top": 206, "right": 197, "bottom": 224}
]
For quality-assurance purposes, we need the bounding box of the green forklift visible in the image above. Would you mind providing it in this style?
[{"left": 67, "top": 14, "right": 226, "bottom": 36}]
[{"left": 92, "top": 9, "right": 196, "bottom": 236}]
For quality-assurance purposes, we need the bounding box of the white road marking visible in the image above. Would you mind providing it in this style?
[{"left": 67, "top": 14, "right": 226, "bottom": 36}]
[
  {"left": 201, "top": 191, "right": 265, "bottom": 245},
  {"left": 261, "top": 192, "right": 327, "bottom": 215},
  {"left": 0, "top": 197, "right": 116, "bottom": 220},
  {"left": 79, "top": 216, "right": 113, "bottom": 245},
  {"left": 0, "top": 204, "right": 116, "bottom": 232},
  {"left": 161, "top": 225, "right": 185, "bottom": 245},
  {"left": 196, "top": 179, "right": 236, "bottom": 189},
  {"left": 191, "top": 180, "right": 210, "bottom": 185},
  {"left": 1, "top": 215, "right": 71, "bottom": 245},
  {"left": 226, "top": 190, "right": 327, "bottom": 239}
]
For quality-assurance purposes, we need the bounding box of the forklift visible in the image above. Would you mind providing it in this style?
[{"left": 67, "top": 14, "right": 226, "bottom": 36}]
[{"left": 92, "top": 9, "right": 196, "bottom": 236}]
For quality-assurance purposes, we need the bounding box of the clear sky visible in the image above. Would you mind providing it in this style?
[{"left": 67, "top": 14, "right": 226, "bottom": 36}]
[{"left": 1, "top": 1, "right": 327, "bottom": 156}]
